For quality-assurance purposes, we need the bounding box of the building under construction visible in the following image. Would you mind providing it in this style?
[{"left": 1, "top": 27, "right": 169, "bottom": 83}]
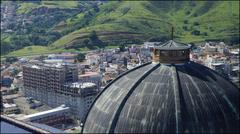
[{"left": 22, "top": 62, "right": 99, "bottom": 121}]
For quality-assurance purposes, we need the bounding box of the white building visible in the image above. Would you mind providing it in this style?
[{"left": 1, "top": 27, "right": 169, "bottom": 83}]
[
  {"left": 86, "top": 54, "right": 100, "bottom": 65},
  {"left": 3, "top": 103, "right": 20, "bottom": 114},
  {"left": 205, "top": 43, "right": 217, "bottom": 52}
]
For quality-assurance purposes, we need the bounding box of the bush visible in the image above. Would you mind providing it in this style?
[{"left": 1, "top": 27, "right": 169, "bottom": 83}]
[
  {"left": 121, "top": 7, "right": 131, "bottom": 15},
  {"left": 184, "top": 20, "right": 188, "bottom": 24},
  {"left": 191, "top": 30, "right": 200, "bottom": 35},
  {"left": 193, "top": 13, "right": 198, "bottom": 17},
  {"left": 183, "top": 26, "right": 188, "bottom": 31},
  {"left": 202, "top": 32, "right": 208, "bottom": 36},
  {"left": 185, "top": 11, "right": 191, "bottom": 15},
  {"left": 193, "top": 22, "right": 200, "bottom": 26},
  {"left": 209, "top": 27, "right": 214, "bottom": 32}
]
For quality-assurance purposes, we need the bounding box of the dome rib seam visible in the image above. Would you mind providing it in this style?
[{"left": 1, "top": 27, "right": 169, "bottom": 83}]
[
  {"left": 172, "top": 65, "right": 183, "bottom": 133},
  {"left": 82, "top": 62, "right": 152, "bottom": 133},
  {"left": 109, "top": 63, "right": 160, "bottom": 133}
]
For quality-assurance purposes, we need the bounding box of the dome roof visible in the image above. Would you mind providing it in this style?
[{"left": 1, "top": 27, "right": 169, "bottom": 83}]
[
  {"left": 154, "top": 40, "right": 191, "bottom": 50},
  {"left": 83, "top": 62, "right": 239, "bottom": 133}
]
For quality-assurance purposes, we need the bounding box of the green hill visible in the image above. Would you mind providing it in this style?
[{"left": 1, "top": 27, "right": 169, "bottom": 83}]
[
  {"left": 1, "top": 1, "right": 239, "bottom": 56},
  {"left": 51, "top": 1, "right": 239, "bottom": 49}
]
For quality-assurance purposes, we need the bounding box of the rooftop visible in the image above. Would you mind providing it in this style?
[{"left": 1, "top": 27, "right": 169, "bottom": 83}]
[
  {"left": 67, "top": 82, "right": 97, "bottom": 89},
  {"left": 154, "top": 40, "right": 191, "bottom": 50},
  {"left": 3, "top": 103, "right": 17, "bottom": 108},
  {"left": 79, "top": 72, "right": 100, "bottom": 77},
  {"left": 2, "top": 94, "right": 20, "bottom": 100},
  {"left": 21, "top": 105, "right": 69, "bottom": 120},
  {"left": 24, "top": 62, "right": 77, "bottom": 70}
]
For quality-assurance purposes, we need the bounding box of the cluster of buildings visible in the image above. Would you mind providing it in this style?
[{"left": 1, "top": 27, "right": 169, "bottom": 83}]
[
  {"left": 19, "top": 48, "right": 152, "bottom": 122},
  {"left": 1, "top": 62, "right": 23, "bottom": 116},
  {"left": 190, "top": 41, "right": 239, "bottom": 85},
  {"left": 84, "top": 45, "right": 153, "bottom": 86}
]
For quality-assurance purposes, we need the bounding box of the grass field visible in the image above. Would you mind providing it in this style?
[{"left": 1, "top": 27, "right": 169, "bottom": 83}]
[
  {"left": 2, "top": 46, "right": 82, "bottom": 58},
  {"left": 1, "top": 44, "right": 140, "bottom": 58},
  {"left": 17, "top": 2, "right": 39, "bottom": 14},
  {"left": 41, "top": 1, "right": 78, "bottom": 9},
  {"left": 17, "top": 1, "right": 78, "bottom": 14}
]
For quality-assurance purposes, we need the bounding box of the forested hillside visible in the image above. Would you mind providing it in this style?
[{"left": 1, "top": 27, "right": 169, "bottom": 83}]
[{"left": 1, "top": 1, "right": 239, "bottom": 56}]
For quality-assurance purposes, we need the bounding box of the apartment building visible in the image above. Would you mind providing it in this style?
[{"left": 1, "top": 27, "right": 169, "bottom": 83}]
[{"left": 22, "top": 62, "right": 99, "bottom": 121}]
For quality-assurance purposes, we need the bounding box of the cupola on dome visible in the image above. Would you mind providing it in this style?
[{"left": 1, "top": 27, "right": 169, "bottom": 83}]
[{"left": 152, "top": 40, "right": 191, "bottom": 63}]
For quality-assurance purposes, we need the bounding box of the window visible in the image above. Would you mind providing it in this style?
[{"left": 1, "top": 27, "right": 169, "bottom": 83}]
[
  {"left": 173, "top": 51, "right": 178, "bottom": 56},
  {"left": 160, "top": 51, "right": 168, "bottom": 56},
  {"left": 169, "top": 51, "right": 173, "bottom": 57},
  {"left": 176, "top": 51, "right": 184, "bottom": 56}
]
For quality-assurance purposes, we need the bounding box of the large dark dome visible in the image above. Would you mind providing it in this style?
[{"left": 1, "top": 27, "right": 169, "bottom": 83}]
[{"left": 82, "top": 41, "right": 239, "bottom": 133}]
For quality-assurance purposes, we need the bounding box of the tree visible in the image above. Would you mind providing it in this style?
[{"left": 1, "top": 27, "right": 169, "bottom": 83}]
[
  {"left": 148, "top": 36, "right": 170, "bottom": 42},
  {"left": 89, "top": 31, "right": 105, "bottom": 48},
  {"left": 89, "top": 31, "right": 98, "bottom": 41},
  {"left": 77, "top": 53, "right": 85, "bottom": 62},
  {"left": 83, "top": 39, "right": 90, "bottom": 46},
  {"left": 6, "top": 57, "right": 18, "bottom": 63},
  {"left": 93, "top": 5, "right": 100, "bottom": 12},
  {"left": 119, "top": 44, "right": 126, "bottom": 52},
  {"left": 1, "top": 41, "right": 12, "bottom": 54}
]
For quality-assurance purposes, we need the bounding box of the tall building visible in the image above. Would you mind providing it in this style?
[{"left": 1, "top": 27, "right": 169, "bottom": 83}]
[
  {"left": 23, "top": 62, "right": 99, "bottom": 121},
  {"left": 83, "top": 40, "right": 239, "bottom": 133}
]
